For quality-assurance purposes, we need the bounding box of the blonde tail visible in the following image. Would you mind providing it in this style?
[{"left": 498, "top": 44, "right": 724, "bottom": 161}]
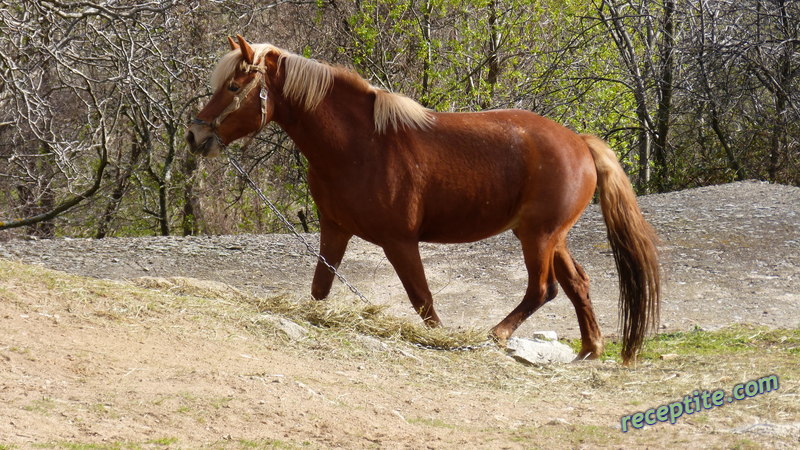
[{"left": 582, "top": 135, "right": 661, "bottom": 365}]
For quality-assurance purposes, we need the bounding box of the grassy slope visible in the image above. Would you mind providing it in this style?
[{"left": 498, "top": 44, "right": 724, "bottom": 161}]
[{"left": 0, "top": 258, "right": 798, "bottom": 449}]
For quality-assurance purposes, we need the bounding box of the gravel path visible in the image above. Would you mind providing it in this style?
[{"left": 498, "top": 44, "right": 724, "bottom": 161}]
[{"left": 2, "top": 180, "right": 798, "bottom": 337}]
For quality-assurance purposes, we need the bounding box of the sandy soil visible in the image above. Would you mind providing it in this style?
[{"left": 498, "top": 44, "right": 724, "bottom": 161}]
[{"left": 1, "top": 180, "right": 799, "bottom": 448}]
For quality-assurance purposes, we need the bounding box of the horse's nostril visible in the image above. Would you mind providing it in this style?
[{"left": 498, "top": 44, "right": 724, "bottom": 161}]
[{"left": 186, "top": 130, "right": 196, "bottom": 147}]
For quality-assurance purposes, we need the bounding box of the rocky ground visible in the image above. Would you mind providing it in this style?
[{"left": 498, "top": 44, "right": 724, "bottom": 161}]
[{"left": 2, "top": 180, "right": 798, "bottom": 337}]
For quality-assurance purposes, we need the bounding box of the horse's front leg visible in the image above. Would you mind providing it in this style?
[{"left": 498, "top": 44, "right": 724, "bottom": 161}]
[
  {"left": 382, "top": 241, "right": 442, "bottom": 327},
  {"left": 311, "top": 218, "right": 352, "bottom": 300}
]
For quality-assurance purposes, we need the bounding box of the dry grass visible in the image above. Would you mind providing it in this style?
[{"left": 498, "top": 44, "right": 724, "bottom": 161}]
[
  {"left": 132, "top": 273, "right": 490, "bottom": 349},
  {"left": 249, "top": 293, "right": 489, "bottom": 349}
]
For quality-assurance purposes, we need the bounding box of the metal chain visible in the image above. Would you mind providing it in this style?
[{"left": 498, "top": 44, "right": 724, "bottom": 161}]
[
  {"left": 229, "top": 155, "right": 502, "bottom": 352},
  {"left": 227, "top": 155, "right": 370, "bottom": 303},
  {"left": 411, "top": 340, "right": 495, "bottom": 352},
  {"left": 228, "top": 156, "right": 498, "bottom": 352}
]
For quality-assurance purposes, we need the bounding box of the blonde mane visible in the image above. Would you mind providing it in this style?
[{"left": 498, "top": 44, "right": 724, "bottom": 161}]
[{"left": 210, "top": 43, "right": 435, "bottom": 134}]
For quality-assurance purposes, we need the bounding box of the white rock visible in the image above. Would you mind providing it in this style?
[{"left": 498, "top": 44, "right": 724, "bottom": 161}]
[
  {"left": 256, "top": 314, "right": 308, "bottom": 341},
  {"left": 506, "top": 337, "right": 576, "bottom": 364},
  {"left": 356, "top": 334, "right": 388, "bottom": 352}
]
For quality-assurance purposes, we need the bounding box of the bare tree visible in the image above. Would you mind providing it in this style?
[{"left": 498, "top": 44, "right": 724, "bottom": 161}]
[
  {"left": 745, "top": 0, "right": 799, "bottom": 183},
  {"left": 0, "top": 0, "right": 121, "bottom": 236},
  {"left": 592, "top": 0, "right": 680, "bottom": 192},
  {"left": 0, "top": 0, "right": 184, "bottom": 236},
  {"left": 2, "top": 0, "right": 796, "bottom": 240},
  {"left": 682, "top": 0, "right": 798, "bottom": 185}
]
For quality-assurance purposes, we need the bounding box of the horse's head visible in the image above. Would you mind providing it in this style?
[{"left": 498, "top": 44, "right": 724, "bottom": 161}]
[{"left": 186, "top": 35, "right": 278, "bottom": 157}]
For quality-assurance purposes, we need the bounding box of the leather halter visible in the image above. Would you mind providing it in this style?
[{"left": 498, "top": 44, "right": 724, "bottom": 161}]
[{"left": 192, "top": 61, "right": 270, "bottom": 150}]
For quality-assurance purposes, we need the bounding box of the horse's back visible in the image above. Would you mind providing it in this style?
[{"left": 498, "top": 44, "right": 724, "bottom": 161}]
[{"left": 403, "top": 109, "right": 596, "bottom": 243}]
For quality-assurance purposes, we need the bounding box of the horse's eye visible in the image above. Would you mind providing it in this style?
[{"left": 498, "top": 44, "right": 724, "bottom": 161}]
[{"left": 228, "top": 84, "right": 240, "bottom": 92}]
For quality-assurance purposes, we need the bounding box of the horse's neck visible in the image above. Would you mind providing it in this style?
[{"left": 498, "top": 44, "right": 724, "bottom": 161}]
[{"left": 276, "top": 79, "right": 376, "bottom": 168}]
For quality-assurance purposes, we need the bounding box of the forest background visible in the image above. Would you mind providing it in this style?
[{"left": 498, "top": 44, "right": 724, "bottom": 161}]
[{"left": 0, "top": 0, "right": 797, "bottom": 239}]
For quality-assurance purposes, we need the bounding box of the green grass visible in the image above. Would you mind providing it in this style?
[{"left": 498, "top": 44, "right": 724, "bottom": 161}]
[
  {"left": 31, "top": 438, "right": 304, "bottom": 450},
  {"left": 568, "top": 324, "right": 800, "bottom": 362},
  {"left": 49, "top": 443, "right": 140, "bottom": 450},
  {"left": 730, "top": 439, "right": 763, "bottom": 450},
  {"left": 510, "top": 424, "right": 626, "bottom": 447},
  {"left": 643, "top": 325, "right": 800, "bottom": 356},
  {"left": 407, "top": 417, "right": 457, "bottom": 429},
  {"left": 236, "top": 439, "right": 297, "bottom": 449},
  {"left": 209, "top": 396, "right": 234, "bottom": 410},
  {"left": 23, "top": 398, "right": 57, "bottom": 416},
  {"left": 146, "top": 437, "right": 179, "bottom": 446}
]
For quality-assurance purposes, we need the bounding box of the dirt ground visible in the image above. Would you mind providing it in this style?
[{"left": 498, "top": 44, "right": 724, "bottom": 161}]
[
  {"left": 1, "top": 180, "right": 799, "bottom": 448},
  {"left": 2, "top": 180, "right": 799, "bottom": 335}
]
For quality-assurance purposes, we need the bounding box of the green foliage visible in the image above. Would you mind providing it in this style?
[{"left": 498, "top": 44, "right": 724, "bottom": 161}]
[
  {"left": 2, "top": 0, "right": 797, "bottom": 239},
  {"left": 341, "top": 0, "right": 639, "bottom": 157}
]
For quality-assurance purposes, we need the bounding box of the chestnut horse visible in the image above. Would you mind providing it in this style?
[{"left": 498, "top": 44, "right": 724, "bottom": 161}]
[{"left": 186, "top": 35, "right": 660, "bottom": 364}]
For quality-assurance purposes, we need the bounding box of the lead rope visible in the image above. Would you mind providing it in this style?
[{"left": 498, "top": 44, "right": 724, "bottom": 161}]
[{"left": 227, "top": 155, "right": 369, "bottom": 304}]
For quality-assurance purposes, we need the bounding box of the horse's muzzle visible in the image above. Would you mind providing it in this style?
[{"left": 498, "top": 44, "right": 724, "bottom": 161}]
[{"left": 186, "top": 122, "right": 222, "bottom": 157}]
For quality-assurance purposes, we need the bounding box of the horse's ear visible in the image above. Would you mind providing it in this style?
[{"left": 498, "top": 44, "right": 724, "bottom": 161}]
[
  {"left": 236, "top": 34, "right": 255, "bottom": 65},
  {"left": 264, "top": 49, "right": 280, "bottom": 72},
  {"left": 227, "top": 36, "right": 239, "bottom": 51}
]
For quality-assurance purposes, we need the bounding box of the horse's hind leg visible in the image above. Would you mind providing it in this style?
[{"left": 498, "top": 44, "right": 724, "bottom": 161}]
[
  {"left": 554, "top": 243, "right": 604, "bottom": 359},
  {"left": 382, "top": 241, "right": 442, "bottom": 327},
  {"left": 491, "top": 232, "right": 558, "bottom": 341}
]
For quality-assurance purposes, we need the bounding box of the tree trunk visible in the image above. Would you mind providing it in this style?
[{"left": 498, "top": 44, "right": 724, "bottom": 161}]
[
  {"left": 653, "top": 0, "right": 675, "bottom": 191},
  {"left": 96, "top": 140, "right": 144, "bottom": 239},
  {"left": 181, "top": 152, "right": 201, "bottom": 236},
  {"left": 483, "top": 0, "right": 500, "bottom": 109},
  {"left": 768, "top": 0, "right": 793, "bottom": 182}
]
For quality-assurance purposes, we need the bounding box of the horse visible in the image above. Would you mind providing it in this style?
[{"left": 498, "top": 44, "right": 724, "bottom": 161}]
[{"left": 186, "top": 35, "right": 660, "bottom": 365}]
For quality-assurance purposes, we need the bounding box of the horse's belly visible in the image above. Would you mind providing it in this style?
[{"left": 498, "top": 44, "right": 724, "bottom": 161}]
[
  {"left": 419, "top": 225, "right": 513, "bottom": 244},
  {"left": 418, "top": 199, "right": 520, "bottom": 244}
]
